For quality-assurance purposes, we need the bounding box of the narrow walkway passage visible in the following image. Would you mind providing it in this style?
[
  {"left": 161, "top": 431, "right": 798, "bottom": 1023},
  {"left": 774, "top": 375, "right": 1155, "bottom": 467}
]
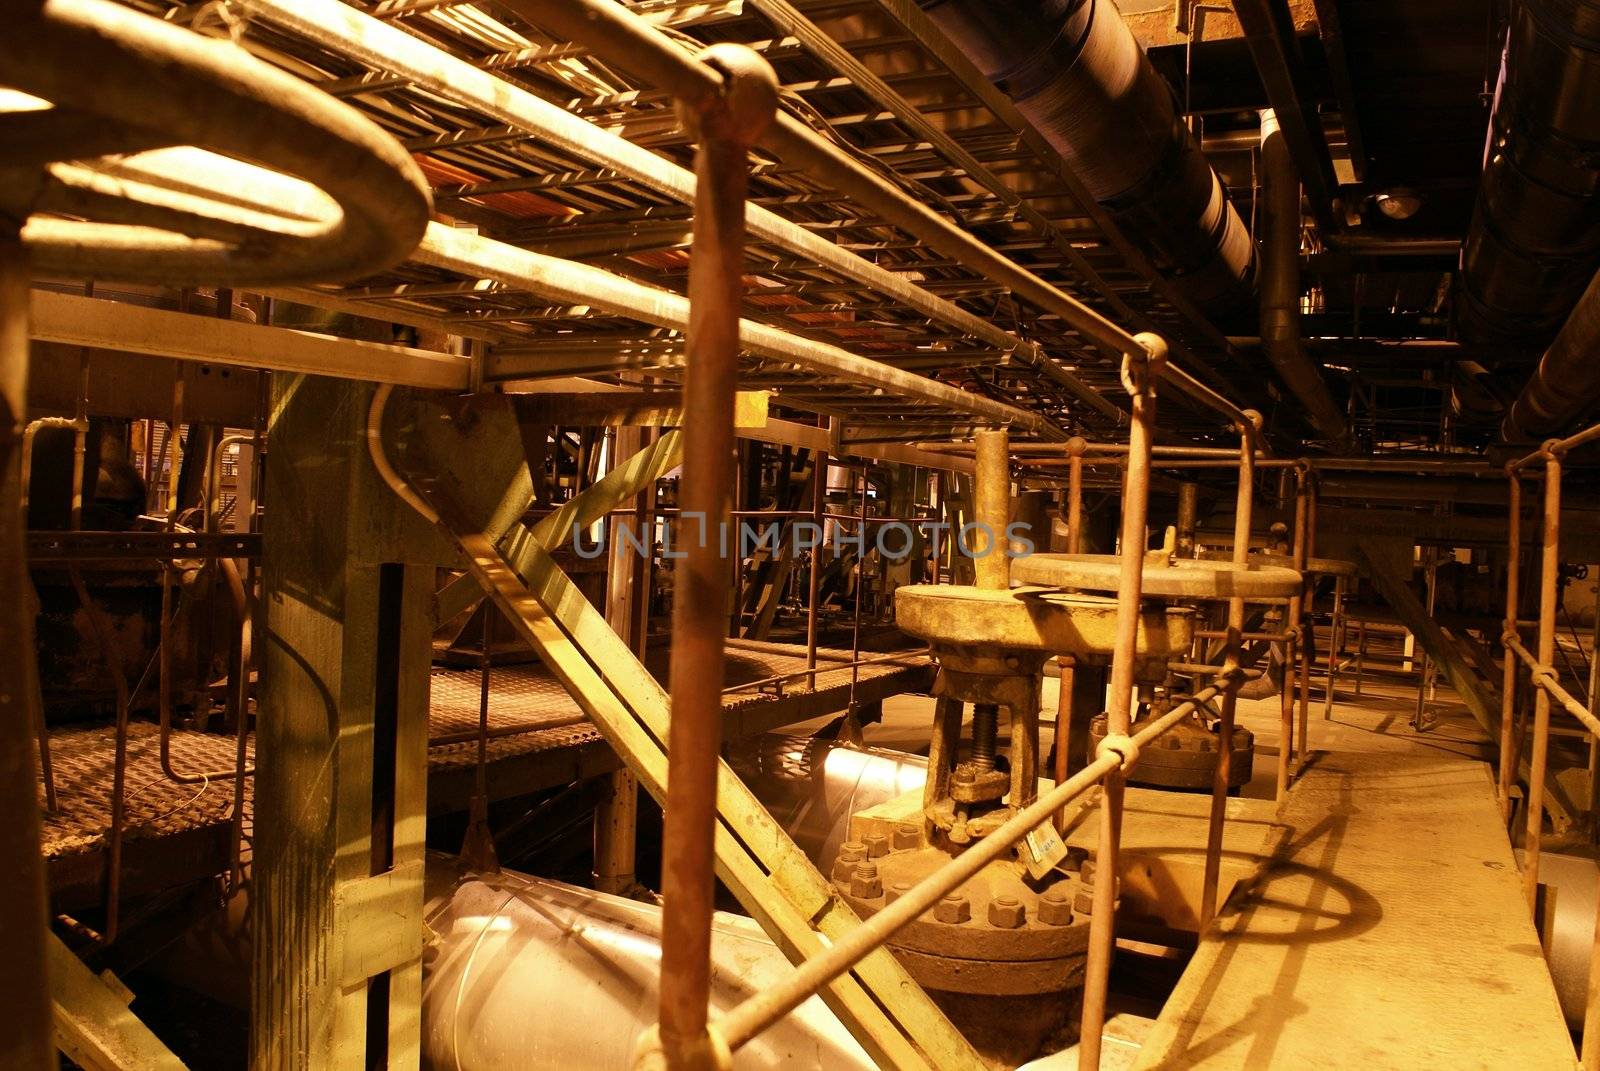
[{"left": 1135, "top": 682, "right": 1574, "bottom": 1069}]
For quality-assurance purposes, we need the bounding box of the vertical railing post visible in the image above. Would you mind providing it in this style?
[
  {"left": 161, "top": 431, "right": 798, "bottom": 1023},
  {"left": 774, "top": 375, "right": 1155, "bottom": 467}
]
[
  {"left": 1277, "top": 466, "right": 1308, "bottom": 796},
  {"left": 805, "top": 445, "right": 828, "bottom": 673},
  {"left": 1078, "top": 334, "right": 1164, "bottom": 1071},
  {"left": 1199, "top": 411, "right": 1259, "bottom": 928},
  {"left": 1055, "top": 435, "right": 1089, "bottom": 828},
  {"left": 1295, "top": 471, "right": 1316, "bottom": 772},
  {"left": 650, "top": 44, "right": 778, "bottom": 1071},
  {"left": 1323, "top": 572, "right": 1344, "bottom": 721},
  {"left": 1498, "top": 466, "right": 1523, "bottom": 823},
  {"left": 1522, "top": 446, "right": 1562, "bottom": 914}
]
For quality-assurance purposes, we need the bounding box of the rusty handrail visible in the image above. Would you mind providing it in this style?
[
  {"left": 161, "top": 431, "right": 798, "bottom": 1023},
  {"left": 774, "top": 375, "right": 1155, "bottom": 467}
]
[
  {"left": 714, "top": 673, "right": 1234, "bottom": 1055},
  {"left": 1505, "top": 636, "right": 1600, "bottom": 737}
]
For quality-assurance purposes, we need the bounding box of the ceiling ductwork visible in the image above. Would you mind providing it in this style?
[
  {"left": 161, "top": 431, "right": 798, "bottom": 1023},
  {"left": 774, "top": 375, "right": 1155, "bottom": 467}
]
[
  {"left": 1502, "top": 266, "right": 1600, "bottom": 441},
  {"left": 919, "top": 0, "right": 1255, "bottom": 310},
  {"left": 1458, "top": 0, "right": 1600, "bottom": 348}
]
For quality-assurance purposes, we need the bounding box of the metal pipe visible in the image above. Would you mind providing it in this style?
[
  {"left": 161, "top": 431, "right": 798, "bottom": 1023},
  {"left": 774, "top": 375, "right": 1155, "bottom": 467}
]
[
  {"left": 1524, "top": 452, "right": 1562, "bottom": 912},
  {"left": 1200, "top": 416, "right": 1258, "bottom": 928},
  {"left": 654, "top": 47, "right": 776, "bottom": 1071},
  {"left": 805, "top": 448, "right": 827, "bottom": 678},
  {"left": 846, "top": 465, "right": 870, "bottom": 710},
  {"left": 917, "top": 0, "right": 1255, "bottom": 310},
  {"left": 423, "top": 865, "right": 877, "bottom": 1071},
  {"left": 973, "top": 428, "right": 1011, "bottom": 591},
  {"left": 1323, "top": 574, "right": 1345, "bottom": 721},
  {"left": 1080, "top": 334, "right": 1165, "bottom": 1070},
  {"left": 1259, "top": 110, "right": 1347, "bottom": 444},
  {"left": 1176, "top": 481, "right": 1200, "bottom": 558},
  {"left": 1504, "top": 467, "right": 1529, "bottom": 819},
  {"left": 715, "top": 677, "right": 1226, "bottom": 1055},
  {"left": 414, "top": 222, "right": 1063, "bottom": 440},
  {"left": 1506, "top": 636, "right": 1600, "bottom": 737},
  {"left": 1294, "top": 472, "right": 1316, "bottom": 773},
  {"left": 1055, "top": 435, "right": 1087, "bottom": 829},
  {"left": 720, "top": 651, "right": 927, "bottom": 698}
]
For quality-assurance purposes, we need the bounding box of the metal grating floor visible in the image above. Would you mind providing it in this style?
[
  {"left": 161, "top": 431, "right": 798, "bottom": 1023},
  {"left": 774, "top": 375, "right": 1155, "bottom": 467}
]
[
  {"left": 38, "top": 642, "right": 930, "bottom": 859},
  {"left": 40, "top": 721, "right": 250, "bottom": 860},
  {"left": 426, "top": 642, "right": 926, "bottom": 768}
]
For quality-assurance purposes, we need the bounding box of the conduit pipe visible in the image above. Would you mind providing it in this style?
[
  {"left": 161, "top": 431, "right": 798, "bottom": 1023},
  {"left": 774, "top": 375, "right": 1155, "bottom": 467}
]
[
  {"left": 916, "top": 0, "right": 1254, "bottom": 309},
  {"left": 1503, "top": 267, "right": 1600, "bottom": 440},
  {"left": 240, "top": 0, "right": 1125, "bottom": 427},
  {"left": 414, "top": 222, "right": 1066, "bottom": 439},
  {"left": 1459, "top": 0, "right": 1600, "bottom": 347},
  {"left": 1259, "top": 111, "right": 1347, "bottom": 444}
]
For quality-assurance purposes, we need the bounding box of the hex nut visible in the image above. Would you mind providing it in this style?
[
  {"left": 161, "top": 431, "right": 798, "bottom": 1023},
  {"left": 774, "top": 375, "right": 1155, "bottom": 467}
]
[
  {"left": 832, "top": 841, "right": 867, "bottom": 882},
  {"left": 851, "top": 862, "right": 884, "bottom": 900},
  {"left": 988, "top": 896, "right": 1025, "bottom": 928},
  {"left": 1038, "top": 885, "right": 1075, "bottom": 926},
  {"left": 1079, "top": 860, "right": 1096, "bottom": 885},
  {"left": 887, "top": 880, "right": 912, "bottom": 904},
  {"left": 934, "top": 894, "right": 971, "bottom": 924},
  {"left": 892, "top": 822, "right": 922, "bottom": 850},
  {"left": 1074, "top": 886, "right": 1097, "bottom": 915},
  {"left": 863, "top": 833, "right": 890, "bottom": 858}
]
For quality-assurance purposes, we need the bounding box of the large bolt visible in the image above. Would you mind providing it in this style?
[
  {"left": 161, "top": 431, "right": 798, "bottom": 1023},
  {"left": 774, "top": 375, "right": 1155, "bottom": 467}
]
[
  {"left": 934, "top": 894, "right": 971, "bottom": 924},
  {"left": 850, "top": 862, "right": 883, "bottom": 900},
  {"left": 971, "top": 703, "right": 999, "bottom": 770},
  {"left": 863, "top": 832, "right": 890, "bottom": 858},
  {"left": 1038, "top": 885, "right": 1075, "bottom": 926},
  {"left": 988, "top": 896, "right": 1025, "bottom": 928},
  {"left": 832, "top": 841, "right": 867, "bottom": 882},
  {"left": 892, "top": 822, "right": 922, "bottom": 850}
]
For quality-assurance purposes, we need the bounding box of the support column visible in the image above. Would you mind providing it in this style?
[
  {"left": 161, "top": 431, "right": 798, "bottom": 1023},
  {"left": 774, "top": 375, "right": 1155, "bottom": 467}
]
[
  {"left": 253, "top": 376, "right": 438, "bottom": 1070},
  {"left": 0, "top": 235, "right": 55, "bottom": 1070}
]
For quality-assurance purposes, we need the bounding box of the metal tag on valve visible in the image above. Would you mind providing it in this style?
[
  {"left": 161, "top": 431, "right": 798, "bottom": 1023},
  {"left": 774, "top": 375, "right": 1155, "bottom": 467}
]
[{"left": 1022, "top": 820, "right": 1069, "bottom": 880}]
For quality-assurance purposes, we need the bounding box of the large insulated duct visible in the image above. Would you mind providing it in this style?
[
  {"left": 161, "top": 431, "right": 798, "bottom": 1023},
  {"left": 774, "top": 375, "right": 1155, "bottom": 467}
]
[
  {"left": 1458, "top": 0, "right": 1600, "bottom": 348},
  {"left": 1502, "top": 266, "right": 1600, "bottom": 440},
  {"left": 1259, "top": 111, "right": 1348, "bottom": 444},
  {"left": 919, "top": 0, "right": 1254, "bottom": 309},
  {"left": 421, "top": 863, "right": 876, "bottom": 1070}
]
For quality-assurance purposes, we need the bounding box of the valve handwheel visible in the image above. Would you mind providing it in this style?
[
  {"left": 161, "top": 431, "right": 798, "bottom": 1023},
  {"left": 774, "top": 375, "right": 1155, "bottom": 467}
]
[{"left": 1, "top": 0, "right": 431, "bottom": 285}]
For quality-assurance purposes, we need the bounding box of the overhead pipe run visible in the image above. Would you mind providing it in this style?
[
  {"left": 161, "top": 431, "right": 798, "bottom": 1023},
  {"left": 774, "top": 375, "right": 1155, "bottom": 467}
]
[
  {"left": 918, "top": 0, "right": 1255, "bottom": 310},
  {"left": 1504, "top": 267, "right": 1600, "bottom": 441},
  {"left": 1258, "top": 111, "right": 1348, "bottom": 445},
  {"left": 1458, "top": 0, "right": 1600, "bottom": 348}
]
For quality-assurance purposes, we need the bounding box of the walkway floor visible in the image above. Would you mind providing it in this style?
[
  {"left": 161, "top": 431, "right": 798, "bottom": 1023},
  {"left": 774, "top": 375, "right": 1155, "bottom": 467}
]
[{"left": 1132, "top": 676, "right": 1575, "bottom": 1069}]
